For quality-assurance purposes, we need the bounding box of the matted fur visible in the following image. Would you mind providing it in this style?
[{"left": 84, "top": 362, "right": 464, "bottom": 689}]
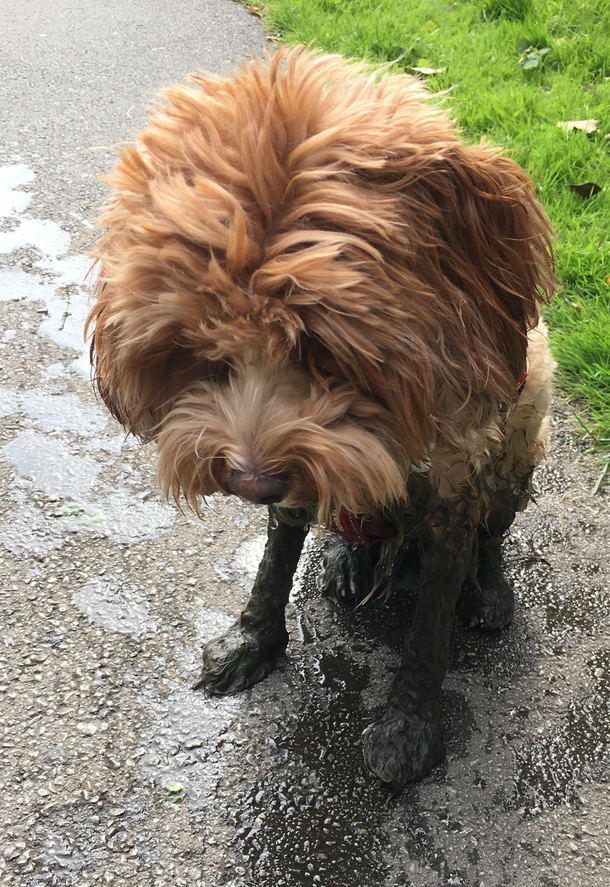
[{"left": 87, "top": 47, "right": 556, "bottom": 522}]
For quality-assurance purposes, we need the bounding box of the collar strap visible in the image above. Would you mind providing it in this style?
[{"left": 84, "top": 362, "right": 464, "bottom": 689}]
[{"left": 327, "top": 508, "right": 398, "bottom": 546}]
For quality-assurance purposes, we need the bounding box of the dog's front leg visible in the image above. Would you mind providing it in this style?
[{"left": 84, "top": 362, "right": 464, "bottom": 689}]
[
  {"left": 362, "top": 497, "right": 480, "bottom": 792},
  {"left": 194, "top": 511, "right": 308, "bottom": 695}
]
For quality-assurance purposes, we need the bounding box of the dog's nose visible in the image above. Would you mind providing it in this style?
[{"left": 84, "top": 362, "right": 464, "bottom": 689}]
[{"left": 228, "top": 470, "right": 291, "bottom": 505}]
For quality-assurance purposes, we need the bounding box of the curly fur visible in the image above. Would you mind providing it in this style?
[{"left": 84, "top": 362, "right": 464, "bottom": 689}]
[
  {"left": 87, "top": 48, "right": 558, "bottom": 791},
  {"left": 87, "top": 47, "right": 555, "bottom": 524}
]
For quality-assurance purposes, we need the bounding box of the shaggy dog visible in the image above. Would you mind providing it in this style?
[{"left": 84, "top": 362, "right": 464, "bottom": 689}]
[{"left": 87, "top": 48, "right": 556, "bottom": 792}]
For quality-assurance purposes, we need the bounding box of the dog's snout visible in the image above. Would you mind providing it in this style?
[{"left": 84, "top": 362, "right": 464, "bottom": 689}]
[{"left": 228, "top": 470, "right": 291, "bottom": 505}]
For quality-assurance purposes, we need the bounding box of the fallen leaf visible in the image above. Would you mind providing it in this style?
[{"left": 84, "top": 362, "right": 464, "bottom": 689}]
[
  {"left": 518, "top": 46, "right": 550, "bottom": 69},
  {"left": 568, "top": 182, "right": 602, "bottom": 198},
  {"left": 408, "top": 66, "right": 447, "bottom": 76},
  {"left": 606, "top": 274, "right": 610, "bottom": 286},
  {"left": 591, "top": 459, "right": 609, "bottom": 497},
  {"left": 557, "top": 119, "right": 598, "bottom": 134},
  {"left": 162, "top": 780, "right": 183, "bottom": 793},
  {"left": 246, "top": 5, "right": 261, "bottom": 15},
  {"left": 570, "top": 302, "right": 581, "bottom": 312}
]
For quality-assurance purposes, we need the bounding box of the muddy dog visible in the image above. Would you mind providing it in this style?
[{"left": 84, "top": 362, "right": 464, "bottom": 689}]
[{"left": 87, "top": 48, "right": 556, "bottom": 792}]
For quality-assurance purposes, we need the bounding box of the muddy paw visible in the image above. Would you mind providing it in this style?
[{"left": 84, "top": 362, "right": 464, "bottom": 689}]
[
  {"left": 361, "top": 708, "right": 444, "bottom": 792},
  {"left": 193, "top": 619, "right": 288, "bottom": 695},
  {"left": 318, "top": 536, "right": 379, "bottom": 606},
  {"left": 460, "top": 569, "right": 514, "bottom": 631}
]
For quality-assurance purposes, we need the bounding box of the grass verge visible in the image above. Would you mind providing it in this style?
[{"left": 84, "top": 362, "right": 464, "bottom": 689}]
[{"left": 254, "top": 0, "right": 610, "bottom": 454}]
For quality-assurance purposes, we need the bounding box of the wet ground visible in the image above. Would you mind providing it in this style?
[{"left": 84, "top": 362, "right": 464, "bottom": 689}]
[{"left": 1, "top": 2, "right": 610, "bottom": 885}]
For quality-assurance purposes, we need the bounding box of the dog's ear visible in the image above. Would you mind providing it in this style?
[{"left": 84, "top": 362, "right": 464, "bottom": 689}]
[
  {"left": 327, "top": 139, "right": 557, "bottom": 454},
  {"left": 86, "top": 278, "right": 196, "bottom": 438},
  {"left": 414, "top": 142, "right": 555, "bottom": 394},
  {"left": 375, "top": 140, "right": 556, "bottom": 447}
]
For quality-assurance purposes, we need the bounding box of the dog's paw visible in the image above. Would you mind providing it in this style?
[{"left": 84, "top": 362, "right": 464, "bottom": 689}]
[
  {"left": 460, "top": 569, "right": 514, "bottom": 631},
  {"left": 318, "top": 537, "right": 378, "bottom": 606},
  {"left": 193, "top": 620, "right": 288, "bottom": 695},
  {"left": 362, "top": 708, "right": 444, "bottom": 792}
]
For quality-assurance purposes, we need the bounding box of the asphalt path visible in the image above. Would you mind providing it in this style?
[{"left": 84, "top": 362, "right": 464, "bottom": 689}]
[{"left": 1, "top": 2, "right": 610, "bottom": 885}]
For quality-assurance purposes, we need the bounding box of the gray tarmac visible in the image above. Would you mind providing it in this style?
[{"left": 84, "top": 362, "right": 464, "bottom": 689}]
[{"left": 1, "top": 2, "right": 610, "bottom": 885}]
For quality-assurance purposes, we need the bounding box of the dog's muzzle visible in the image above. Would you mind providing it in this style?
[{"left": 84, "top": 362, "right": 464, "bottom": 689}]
[{"left": 228, "top": 470, "right": 291, "bottom": 505}]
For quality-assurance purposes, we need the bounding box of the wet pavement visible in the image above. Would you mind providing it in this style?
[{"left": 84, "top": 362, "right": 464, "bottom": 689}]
[{"left": 1, "top": 2, "right": 610, "bottom": 885}]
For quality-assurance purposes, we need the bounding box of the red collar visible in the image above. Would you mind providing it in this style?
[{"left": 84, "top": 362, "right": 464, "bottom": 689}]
[
  {"left": 500, "top": 366, "right": 528, "bottom": 424},
  {"left": 327, "top": 508, "right": 398, "bottom": 546}
]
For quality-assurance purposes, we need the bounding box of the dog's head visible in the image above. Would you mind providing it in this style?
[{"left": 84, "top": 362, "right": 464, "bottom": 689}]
[{"left": 87, "top": 48, "right": 555, "bottom": 523}]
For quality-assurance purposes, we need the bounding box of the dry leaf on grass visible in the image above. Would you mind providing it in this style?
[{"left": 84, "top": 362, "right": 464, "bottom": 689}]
[
  {"left": 407, "top": 65, "right": 447, "bottom": 76},
  {"left": 557, "top": 119, "right": 598, "bottom": 134}
]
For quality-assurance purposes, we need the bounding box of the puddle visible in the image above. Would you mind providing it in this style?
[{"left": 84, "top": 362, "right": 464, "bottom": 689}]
[
  {"left": 41, "top": 363, "right": 68, "bottom": 381},
  {"left": 0, "top": 163, "right": 93, "bottom": 377},
  {"left": 214, "top": 533, "right": 267, "bottom": 590},
  {"left": 0, "top": 217, "right": 71, "bottom": 259},
  {"left": 0, "top": 163, "right": 35, "bottom": 217},
  {"left": 36, "top": 275, "right": 94, "bottom": 377},
  {"left": 22, "top": 793, "right": 157, "bottom": 886},
  {"left": 226, "top": 543, "right": 491, "bottom": 886},
  {"left": 235, "top": 549, "right": 395, "bottom": 886},
  {"left": 381, "top": 805, "right": 457, "bottom": 887},
  {"left": 1, "top": 420, "right": 175, "bottom": 551},
  {"left": 506, "top": 534, "right": 608, "bottom": 640},
  {"left": 73, "top": 575, "right": 158, "bottom": 638},
  {"left": 1, "top": 387, "right": 108, "bottom": 436},
  {"left": 0, "top": 265, "right": 58, "bottom": 304},
  {"left": 3, "top": 430, "right": 101, "bottom": 499},
  {"left": 0, "top": 385, "right": 21, "bottom": 418},
  {"left": 542, "top": 580, "right": 608, "bottom": 637},
  {"left": 192, "top": 605, "right": 235, "bottom": 645},
  {"left": 22, "top": 803, "right": 110, "bottom": 886},
  {"left": 138, "top": 684, "right": 243, "bottom": 814},
  {"left": 514, "top": 649, "right": 610, "bottom": 812},
  {"left": 0, "top": 503, "right": 64, "bottom": 557},
  {"left": 64, "top": 490, "right": 175, "bottom": 545},
  {"left": 0, "top": 493, "right": 175, "bottom": 555},
  {"left": 238, "top": 657, "right": 389, "bottom": 887},
  {"left": 133, "top": 607, "right": 244, "bottom": 813}
]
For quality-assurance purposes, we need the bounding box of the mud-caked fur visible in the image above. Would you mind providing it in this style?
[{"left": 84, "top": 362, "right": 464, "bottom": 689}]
[{"left": 87, "top": 48, "right": 556, "bottom": 792}]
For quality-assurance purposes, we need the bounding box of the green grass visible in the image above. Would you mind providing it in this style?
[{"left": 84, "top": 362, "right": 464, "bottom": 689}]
[{"left": 258, "top": 0, "right": 610, "bottom": 444}]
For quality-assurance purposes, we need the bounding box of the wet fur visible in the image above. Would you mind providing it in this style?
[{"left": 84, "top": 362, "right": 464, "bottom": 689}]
[{"left": 87, "top": 48, "right": 556, "bottom": 791}]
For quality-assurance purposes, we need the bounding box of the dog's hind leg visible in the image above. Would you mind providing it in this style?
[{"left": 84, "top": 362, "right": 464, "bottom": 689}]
[
  {"left": 460, "top": 325, "right": 554, "bottom": 631},
  {"left": 362, "top": 495, "right": 480, "bottom": 791},
  {"left": 194, "top": 510, "right": 308, "bottom": 695},
  {"left": 458, "top": 480, "right": 525, "bottom": 630}
]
